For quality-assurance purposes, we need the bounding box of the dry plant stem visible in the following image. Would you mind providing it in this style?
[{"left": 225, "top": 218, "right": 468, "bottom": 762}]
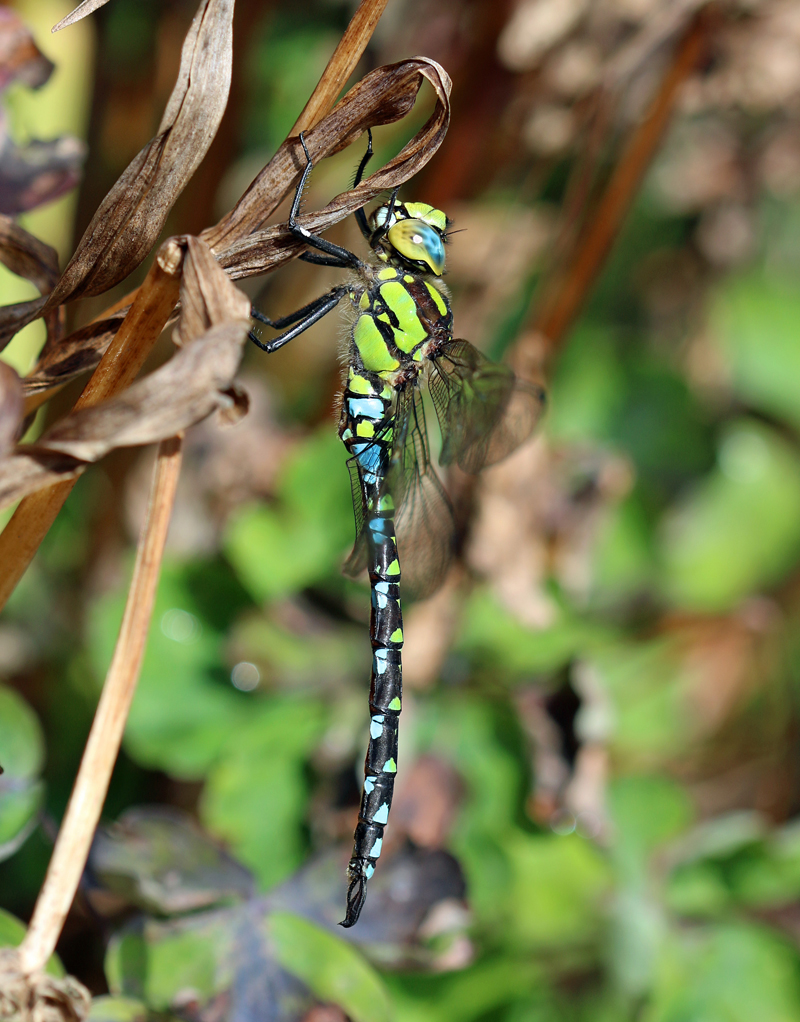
[
  {"left": 18, "top": 433, "right": 184, "bottom": 977},
  {"left": 532, "top": 11, "right": 709, "bottom": 352},
  {"left": 292, "top": 0, "right": 391, "bottom": 134},
  {"left": 0, "top": 258, "right": 181, "bottom": 613}
]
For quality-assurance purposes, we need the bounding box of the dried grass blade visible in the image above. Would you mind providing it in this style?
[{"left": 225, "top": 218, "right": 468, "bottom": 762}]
[
  {"left": 18, "top": 433, "right": 184, "bottom": 977},
  {"left": 292, "top": 0, "right": 391, "bottom": 135},
  {"left": 51, "top": 0, "right": 114, "bottom": 33}
]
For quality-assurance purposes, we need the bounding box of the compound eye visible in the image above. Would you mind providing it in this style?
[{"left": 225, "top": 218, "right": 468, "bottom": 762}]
[{"left": 386, "top": 218, "right": 445, "bottom": 275}]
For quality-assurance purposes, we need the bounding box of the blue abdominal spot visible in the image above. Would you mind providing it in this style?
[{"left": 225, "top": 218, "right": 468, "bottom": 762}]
[
  {"left": 352, "top": 443, "right": 384, "bottom": 476},
  {"left": 347, "top": 397, "right": 384, "bottom": 419}
]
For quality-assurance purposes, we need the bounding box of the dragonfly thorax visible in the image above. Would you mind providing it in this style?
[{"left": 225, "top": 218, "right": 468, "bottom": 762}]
[
  {"left": 350, "top": 265, "right": 453, "bottom": 379},
  {"left": 369, "top": 201, "right": 449, "bottom": 277}
]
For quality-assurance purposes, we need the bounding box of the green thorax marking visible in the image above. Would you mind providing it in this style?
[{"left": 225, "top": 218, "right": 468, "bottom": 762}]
[{"left": 351, "top": 270, "right": 452, "bottom": 376}]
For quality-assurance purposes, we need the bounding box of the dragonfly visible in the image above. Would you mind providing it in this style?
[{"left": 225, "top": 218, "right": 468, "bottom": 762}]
[{"left": 250, "top": 130, "right": 546, "bottom": 927}]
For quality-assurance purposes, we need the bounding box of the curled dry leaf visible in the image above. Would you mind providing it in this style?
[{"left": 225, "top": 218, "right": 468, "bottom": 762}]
[
  {"left": 21, "top": 57, "right": 451, "bottom": 396},
  {"left": 0, "top": 214, "right": 59, "bottom": 294},
  {"left": 0, "top": 236, "right": 250, "bottom": 509},
  {"left": 0, "top": 361, "right": 23, "bottom": 456},
  {"left": 23, "top": 314, "right": 127, "bottom": 394},
  {"left": 0, "top": 0, "right": 235, "bottom": 348},
  {"left": 0, "top": 213, "right": 64, "bottom": 348}
]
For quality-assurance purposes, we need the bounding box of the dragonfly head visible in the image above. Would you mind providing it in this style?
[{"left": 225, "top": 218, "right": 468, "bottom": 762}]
[{"left": 369, "top": 201, "right": 449, "bottom": 276}]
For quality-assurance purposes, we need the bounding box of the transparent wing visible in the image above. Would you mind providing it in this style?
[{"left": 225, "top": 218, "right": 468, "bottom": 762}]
[
  {"left": 342, "top": 450, "right": 370, "bottom": 581},
  {"left": 429, "top": 339, "right": 546, "bottom": 474},
  {"left": 343, "top": 385, "right": 455, "bottom": 601},
  {"left": 389, "top": 386, "right": 455, "bottom": 600}
]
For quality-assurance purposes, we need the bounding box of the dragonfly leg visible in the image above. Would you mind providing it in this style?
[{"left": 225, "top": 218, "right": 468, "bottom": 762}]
[
  {"left": 354, "top": 129, "right": 374, "bottom": 241},
  {"left": 289, "top": 132, "right": 367, "bottom": 271},
  {"left": 249, "top": 285, "right": 348, "bottom": 353}
]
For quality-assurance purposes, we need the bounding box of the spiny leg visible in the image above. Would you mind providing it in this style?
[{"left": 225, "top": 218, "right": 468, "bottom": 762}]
[
  {"left": 288, "top": 132, "right": 367, "bottom": 271},
  {"left": 354, "top": 129, "right": 374, "bottom": 241},
  {"left": 249, "top": 285, "right": 347, "bottom": 353}
]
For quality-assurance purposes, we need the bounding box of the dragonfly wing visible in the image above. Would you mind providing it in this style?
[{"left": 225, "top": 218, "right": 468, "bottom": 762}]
[
  {"left": 388, "top": 386, "right": 455, "bottom": 600},
  {"left": 342, "top": 450, "right": 370, "bottom": 580},
  {"left": 429, "top": 339, "right": 546, "bottom": 474},
  {"left": 343, "top": 387, "right": 454, "bottom": 600}
]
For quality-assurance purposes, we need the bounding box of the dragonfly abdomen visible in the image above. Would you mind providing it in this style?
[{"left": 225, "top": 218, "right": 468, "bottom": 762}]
[{"left": 339, "top": 369, "right": 403, "bottom": 928}]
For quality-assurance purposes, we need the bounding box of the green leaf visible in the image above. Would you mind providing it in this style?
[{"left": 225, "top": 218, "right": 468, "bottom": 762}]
[
  {"left": 504, "top": 833, "right": 611, "bottom": 950},
  {"left": 591, "top": 494, "right": 656, "bottom": 602},
  {"left": 200, "top": 699, "right": 325, "bottom": 888},
  {"left": 0, "top": 905, "right": 27, "bottom": 946},
  {"left": 0, "top": 684, "right": 44, "bottom": 778},
  {"left": 713, "top": 272, "right": 800, "bottom": 430},
  {"left": 457, "top": 589, "right": 611, "bottom": 677},
  {"left": 667, "top": 861, "right": 732, "bottom": 919},
  {"left": 591, "top": 639, "right": 688, "bottom": 767},
  {"left": 645, "top": 924, "right": 800, "bottom": 1022},
  {"left": 0, "top": 685, "right": 45, "bottom": 861},
  {"left": 106, "top": 922, "right": 226, "bottom": 1009},
  {"left": 608, "top": 775, "right": 692, "bottom": 872},
  {"left": 659, "top": 420, "right": 800, "bottom": 611},
  {"left": 546, "top": 326, "right": 625, "bottom": 444},
  {"left": 88, "top": 996, "right": 149, "bottom": 1022},
  {"left": 387, "top": 957, "right": 542, "bottom": 1022},
  {"left": 224, "top": 430, "right": 352, "bottom": 603},
  {"left": 269, "top": 910, "right": 392, "bottom": 1022},
  {"left": 90, "top": 807, "right": 253, "bottom": 915},
  {"left": 88, "top": 562, "right": 250, "bottom": 779}
]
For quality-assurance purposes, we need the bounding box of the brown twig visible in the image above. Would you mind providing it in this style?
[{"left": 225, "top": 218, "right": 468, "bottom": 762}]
[
  {"left": 529, "top": 8, "right": 711, "bottom": 356},
  {"left": 0, "top": 246, "right": 182, "bottom": 613},
  {"left": 291, "top": 0, "right": 391, "bottom": 135},
  {"left": 18, "top": 433, "right": 184, "bottom": 976}
]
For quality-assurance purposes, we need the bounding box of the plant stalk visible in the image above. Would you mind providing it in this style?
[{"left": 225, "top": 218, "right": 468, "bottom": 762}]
[{"left": 18, "top": 433, "right": 184, "bottom": 976}]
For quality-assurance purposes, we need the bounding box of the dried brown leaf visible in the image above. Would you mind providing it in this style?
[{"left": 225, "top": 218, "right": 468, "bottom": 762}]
[
  {"left": 51, "top": 1, "right": 114, "bottom": 34},
  {"left": 22, "top": 314, "right": 127, "bottom": 395},
  {"left": 0, "top": 237, "right": 249, "bottom": 508},
  {"left": 0, "top": 214, "right": 64, "bottom": 348},
  {"left": 0, "top": 0, "right": 234, "bottom": 348},
  {"left": 173, "top": 235, "right": 250, "bottom": 345},
  {"left": 40, "top": 320, "right": 245, "bottom": 461},
  {"left": 0, "top": 214, "right": 59, "bottom": 293},
  {"left": 0, "top": 362, "right": 23, "bottom": 456},
  {"left": 52, "top": 0, "right": 234, "bottom": 302}
]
